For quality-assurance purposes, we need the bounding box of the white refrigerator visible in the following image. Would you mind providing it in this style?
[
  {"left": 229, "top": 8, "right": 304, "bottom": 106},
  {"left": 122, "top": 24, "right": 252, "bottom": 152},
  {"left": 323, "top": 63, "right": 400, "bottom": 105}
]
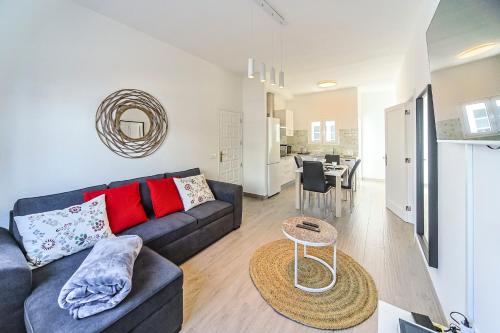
[{"left": 266, "top": 117, "right": 281, "bottom": 197}]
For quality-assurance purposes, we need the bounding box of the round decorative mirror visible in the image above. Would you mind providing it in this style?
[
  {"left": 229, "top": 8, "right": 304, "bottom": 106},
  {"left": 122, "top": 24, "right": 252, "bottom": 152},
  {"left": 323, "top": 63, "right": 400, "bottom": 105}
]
[{"left": 96, "top": 89, "right": 168, "bottom": 158}]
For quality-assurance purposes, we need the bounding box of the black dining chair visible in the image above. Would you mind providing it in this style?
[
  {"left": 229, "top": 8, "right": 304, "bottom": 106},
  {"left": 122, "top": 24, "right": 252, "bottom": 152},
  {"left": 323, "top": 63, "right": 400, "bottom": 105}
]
[
  {"left": 324, "top": 154, "right": 340, "bottom": 186},
  {"left": 342, "top": 159, "right": 361, "bottom": 212},
  {"left": 302, "top": 161, "right": 333, "bottom": 217},
  {"left": 325, "top": 154, "right": 340, "bottom": 164}
]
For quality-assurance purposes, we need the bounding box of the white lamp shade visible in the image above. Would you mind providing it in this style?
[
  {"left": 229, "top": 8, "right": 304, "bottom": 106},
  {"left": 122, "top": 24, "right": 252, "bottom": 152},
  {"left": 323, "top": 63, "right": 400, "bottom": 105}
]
[
  {"left": 270, "top": 67, "right": 276, "bottom": 85},
  {"left": 260, "top": 63, "right": 266, "bottom": 82},
  {"left": 279, "top": 70, "right": 284, "bottom": 88},
  {"left": 247, "top": 58, "right": 255, "bottom": 78}
]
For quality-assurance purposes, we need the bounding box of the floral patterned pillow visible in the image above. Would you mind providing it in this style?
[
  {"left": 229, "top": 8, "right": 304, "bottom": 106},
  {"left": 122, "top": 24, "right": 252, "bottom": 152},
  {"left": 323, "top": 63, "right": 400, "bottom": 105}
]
[
  {"left": 14, "top": 194, "right": 114, "bottom": 269},
  {"left": 173, "top": 174, "right": 215, "bottom": 211}
]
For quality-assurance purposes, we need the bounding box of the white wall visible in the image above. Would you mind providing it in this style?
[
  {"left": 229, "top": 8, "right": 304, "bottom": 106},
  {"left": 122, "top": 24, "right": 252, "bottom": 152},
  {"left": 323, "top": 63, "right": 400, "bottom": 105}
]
[
  {"left": 286, "top": 88, "right": 358, "bottom": 130},
  {"left": 359, "top": 89, "right": 395, "bottom": 179},
  {"left": 397, "top": 1, "right": 500, "bottom": 331},
  {"left": 242, "top": 79, "right": 267, "bottom": 196},
  {"left": 0, "top": 0, "right": 242, "bottom": 228}
]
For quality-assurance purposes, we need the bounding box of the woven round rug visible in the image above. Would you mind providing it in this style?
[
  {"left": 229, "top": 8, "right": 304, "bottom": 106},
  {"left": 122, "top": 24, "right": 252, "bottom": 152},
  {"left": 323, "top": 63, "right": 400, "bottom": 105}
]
[{"left": 249, "top": 239, "right": 377, "bottom": 330}]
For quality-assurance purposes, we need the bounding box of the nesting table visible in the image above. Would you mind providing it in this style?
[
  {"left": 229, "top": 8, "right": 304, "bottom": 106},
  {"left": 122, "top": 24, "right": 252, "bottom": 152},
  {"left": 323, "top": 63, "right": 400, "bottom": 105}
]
[{"left": 282, "top": 216, "right": 338, "bottom": 293}]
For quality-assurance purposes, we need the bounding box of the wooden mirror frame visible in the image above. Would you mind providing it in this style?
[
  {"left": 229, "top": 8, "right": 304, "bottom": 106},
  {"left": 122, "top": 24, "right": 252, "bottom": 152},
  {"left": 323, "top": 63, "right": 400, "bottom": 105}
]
[{"left": 96, "top": 89, "right": 168, "bottom": 158}]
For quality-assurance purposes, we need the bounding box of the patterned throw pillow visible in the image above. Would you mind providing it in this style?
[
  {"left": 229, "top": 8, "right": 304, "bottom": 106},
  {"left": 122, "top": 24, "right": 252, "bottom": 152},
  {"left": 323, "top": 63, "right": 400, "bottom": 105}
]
[
  {"left": 14, "top": 195, "right": 114, "bottom": 269},
  {"left": 173, "top": 174, "right": 215, "bottom": 211}
]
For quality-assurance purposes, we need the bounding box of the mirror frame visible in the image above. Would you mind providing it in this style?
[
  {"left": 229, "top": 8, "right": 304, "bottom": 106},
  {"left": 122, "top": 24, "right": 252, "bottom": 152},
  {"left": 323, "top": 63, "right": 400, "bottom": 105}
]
[
  {"left": 96, "top": 89, "right": 168, "bottom": 159},
  {"left": 416, "top": 84, "right": 438, "bottom": 268}
]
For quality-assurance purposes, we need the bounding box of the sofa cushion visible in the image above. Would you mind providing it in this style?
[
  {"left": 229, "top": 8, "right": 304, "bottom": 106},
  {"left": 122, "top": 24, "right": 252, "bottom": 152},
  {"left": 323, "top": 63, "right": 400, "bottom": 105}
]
[
  {"left": 119, "top": 212, "right": 197, "bottom": 251},
  {"left": 15, "top": 195, "right": 113, "bottom": 268},
  {"left": 108, "top": 174, "right": 164, "bottom": 218},
  {"left": 174, "top": 175, "right": 215, "bottom": 211},
  {"left": 11, "top": 184, "right": 107, "bottom": 252},
  {"left": 164, "top": 168, "right": 200, "bottom": 179},
  {"left": 25, "top": 246, "right": 182, "bottom": 333},
  {"left": 184, "top": 200, "right": 233, "bottom": 227},
  {"left": 146, "top": 178, "right": 184, "bottom": 218},
  {"left": 84, "top": 183, "right": 148, "bottom": 234}
]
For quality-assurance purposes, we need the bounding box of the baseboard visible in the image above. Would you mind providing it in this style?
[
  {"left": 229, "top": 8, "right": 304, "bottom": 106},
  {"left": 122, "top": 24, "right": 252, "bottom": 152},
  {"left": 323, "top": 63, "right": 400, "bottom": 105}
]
[
  {"left": 386, "top": 199, "right": 408, "bottom": 222},
  {"left": 243, "top": 192, "right": 267, "bottom": 199}
]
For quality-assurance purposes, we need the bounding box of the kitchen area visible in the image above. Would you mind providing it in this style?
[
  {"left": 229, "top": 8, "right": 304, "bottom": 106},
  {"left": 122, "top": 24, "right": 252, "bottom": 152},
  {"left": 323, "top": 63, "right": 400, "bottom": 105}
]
[
  {"left": 269, "top": 92, "right": 360, "bottom": 193},
  {"left": 243, "top": 79, "right": 360, "bottom": 202}
]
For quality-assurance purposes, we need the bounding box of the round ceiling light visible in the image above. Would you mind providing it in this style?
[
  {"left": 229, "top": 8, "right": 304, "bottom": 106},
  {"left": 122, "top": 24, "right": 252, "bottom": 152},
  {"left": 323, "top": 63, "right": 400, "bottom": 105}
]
[
  {"left": 317, "top": 80, "right": 337, "bottom": 88},
  {"left": 457, "top": 42, "right": 496, "bottom": 59}
]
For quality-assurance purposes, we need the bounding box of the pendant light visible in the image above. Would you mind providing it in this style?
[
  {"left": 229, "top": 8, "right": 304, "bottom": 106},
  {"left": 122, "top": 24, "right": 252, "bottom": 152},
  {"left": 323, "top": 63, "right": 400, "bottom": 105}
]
[
  {"left": 260, "top": 62, "right": 266, "bottom": 82},
  {"left": 279, "top": 25, "right": 285, "bottom": 88},
  {"left": 270, "top": 67, "right": 276, "bottom": 85},
  {"left": 270, "top": 28, "right": 276, "bottom": 85},
  {"left": 248, "top": 58, "right": 255, "bottom": 78},
  {"left": 247, "top": 2, "right": 255, "bottom": 79}
]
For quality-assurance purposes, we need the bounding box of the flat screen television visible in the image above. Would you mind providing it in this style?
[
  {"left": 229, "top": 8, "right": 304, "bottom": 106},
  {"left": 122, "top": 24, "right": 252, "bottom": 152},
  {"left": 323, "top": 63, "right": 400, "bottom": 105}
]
[{"left": 427, "top": 0, "right": 500, "bottom": 141}]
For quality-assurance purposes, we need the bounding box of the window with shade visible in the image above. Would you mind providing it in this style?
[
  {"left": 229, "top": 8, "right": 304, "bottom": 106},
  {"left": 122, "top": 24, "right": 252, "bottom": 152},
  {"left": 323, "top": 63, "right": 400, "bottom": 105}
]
[
  {"left": 324, "top": 121, "right": 336, "bottom": 143},
  {"left": 310, "top": 120, "right": 337, "bottom": 144},
  {"left": 462, "top": 97, "right": 500, "bottom": 137},
  {"left": 310, "top": 121, "right": 321, "bottom": 143}
]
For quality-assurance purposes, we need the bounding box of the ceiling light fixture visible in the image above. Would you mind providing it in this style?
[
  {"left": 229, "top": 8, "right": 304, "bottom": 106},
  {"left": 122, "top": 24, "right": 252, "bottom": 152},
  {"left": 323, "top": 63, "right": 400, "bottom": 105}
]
[
  {"left": 246, "top": 0, "right": 286, "bottom": 88},
  {"left": 317, "top": 80, "right": 337, "bottom": 88},
  {"left": 260, "top": 62, "right": 267, "bottom": 82},
  {"left": 457, "top": 42, "right": 496, "bottom": 59}
]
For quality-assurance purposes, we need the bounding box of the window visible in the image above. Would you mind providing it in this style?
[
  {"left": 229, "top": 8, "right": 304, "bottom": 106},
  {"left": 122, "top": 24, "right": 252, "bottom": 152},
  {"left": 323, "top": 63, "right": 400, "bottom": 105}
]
[
  {"left": 465, "top": 102, "right": 491, "bottom": 134},
  {"left": 309, "top": 120, "right": 337, "bottom": 144},
  {"left": 311, "top": 121, "right": 321, "bottom": 143},
  {"left": 324, "top": 121, "right": 336, "bottom": 143}
]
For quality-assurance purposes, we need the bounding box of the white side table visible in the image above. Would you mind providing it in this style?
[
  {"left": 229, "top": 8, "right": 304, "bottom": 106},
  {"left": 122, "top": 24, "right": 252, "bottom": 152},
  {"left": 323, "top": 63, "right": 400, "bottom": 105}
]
[{"left": 282, "top": 216, "right": 338, "bottom": 293}]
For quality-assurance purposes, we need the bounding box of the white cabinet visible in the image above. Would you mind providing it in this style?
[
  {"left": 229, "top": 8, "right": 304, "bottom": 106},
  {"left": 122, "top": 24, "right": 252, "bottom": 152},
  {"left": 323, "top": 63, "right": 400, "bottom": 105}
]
[
  {"left": 275, "top": 109, "right": 294, "bottom": 136},
  {"left": 279, "top": 156, "right": 296, "bottom": 186}
]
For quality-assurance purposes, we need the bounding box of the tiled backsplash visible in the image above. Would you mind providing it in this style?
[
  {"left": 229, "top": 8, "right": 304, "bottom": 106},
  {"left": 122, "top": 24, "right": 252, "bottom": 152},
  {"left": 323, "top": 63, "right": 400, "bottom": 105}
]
[
  {"left": 436, "top": 118, "right": 500, "bottom": 141},
  {"left": 287, "top": 129, "right": 358, "bottom": 156}
]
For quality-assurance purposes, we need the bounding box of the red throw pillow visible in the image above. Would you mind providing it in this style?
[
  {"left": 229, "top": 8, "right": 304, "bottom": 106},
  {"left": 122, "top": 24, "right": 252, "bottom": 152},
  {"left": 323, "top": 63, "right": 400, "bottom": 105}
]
[
  {"left": 84, "top": 182, "right": 148, "bottom": 233},
  {"left": 146, "top": 177, "right": 184, "bottom": 218}
]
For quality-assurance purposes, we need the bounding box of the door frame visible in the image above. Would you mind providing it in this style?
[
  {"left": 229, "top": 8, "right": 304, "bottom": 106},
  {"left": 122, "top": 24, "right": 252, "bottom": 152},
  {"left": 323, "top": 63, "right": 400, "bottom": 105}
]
[{"left": 218, "top": 109, "right": 243, "bottom": 184}]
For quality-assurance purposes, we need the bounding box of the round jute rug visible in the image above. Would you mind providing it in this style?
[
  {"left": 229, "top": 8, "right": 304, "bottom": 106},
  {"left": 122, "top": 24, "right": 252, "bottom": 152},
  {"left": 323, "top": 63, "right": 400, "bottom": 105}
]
[{"left": 249, "top": 239, "right": 377, "bottom": 330}]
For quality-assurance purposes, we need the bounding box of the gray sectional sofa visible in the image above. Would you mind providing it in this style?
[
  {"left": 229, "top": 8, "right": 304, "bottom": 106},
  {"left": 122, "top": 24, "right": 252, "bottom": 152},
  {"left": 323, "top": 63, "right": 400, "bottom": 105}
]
[{"left": 0, "top": 168, "right": 243, "bottom": 333}]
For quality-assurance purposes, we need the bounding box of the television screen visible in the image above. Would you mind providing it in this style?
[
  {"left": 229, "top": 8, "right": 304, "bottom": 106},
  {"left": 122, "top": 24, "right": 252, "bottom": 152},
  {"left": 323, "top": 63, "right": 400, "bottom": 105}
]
[{"left": 427, "top": 0, "right": 500, "bottom": 141}]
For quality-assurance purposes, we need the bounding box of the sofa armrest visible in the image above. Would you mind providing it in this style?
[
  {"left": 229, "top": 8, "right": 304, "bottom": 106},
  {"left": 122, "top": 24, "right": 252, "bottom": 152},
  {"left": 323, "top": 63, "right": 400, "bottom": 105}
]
[
  {"left": 0, "top": 227, "right": 32, "bottom": 333},
  {"left": 207, "top": 180, "right": 243, "bottom": 229}
]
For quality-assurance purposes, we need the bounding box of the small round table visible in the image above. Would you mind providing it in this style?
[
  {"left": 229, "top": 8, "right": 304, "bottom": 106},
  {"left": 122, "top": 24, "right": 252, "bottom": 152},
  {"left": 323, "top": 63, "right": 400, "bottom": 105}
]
[{"left": 282, "top": 216, "right": 338, "bottom": 293}]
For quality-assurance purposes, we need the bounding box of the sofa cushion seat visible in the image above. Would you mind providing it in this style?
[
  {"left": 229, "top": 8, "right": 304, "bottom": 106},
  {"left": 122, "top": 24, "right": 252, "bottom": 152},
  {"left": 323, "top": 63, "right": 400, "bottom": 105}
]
[
  {"left": 25, "top": 246, "right": 182, "bottom": 333},
  {"left": 119, "top": 212, "right": 197, "bottom": 251},
  {"left": 184, "top": 200, "right": 233, "bottom": 227}
]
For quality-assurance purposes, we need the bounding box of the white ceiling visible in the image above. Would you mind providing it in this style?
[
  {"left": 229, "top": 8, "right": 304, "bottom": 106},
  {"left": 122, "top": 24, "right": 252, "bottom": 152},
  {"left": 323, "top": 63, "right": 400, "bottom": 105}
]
[
  {"left": 74, "top": 0, "right": 422, "bottom": 95},
  {"left": 427, "top": 0, "right": 500, "bottom": 71}
]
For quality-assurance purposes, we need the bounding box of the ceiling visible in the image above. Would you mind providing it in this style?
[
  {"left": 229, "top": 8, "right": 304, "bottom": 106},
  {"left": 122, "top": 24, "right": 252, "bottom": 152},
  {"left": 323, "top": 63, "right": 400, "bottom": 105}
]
[
  {"left": 74, "top": 0, "right": 423, "bottom": 95},
  {"left": 427, "top": 0, "right": 500, "bottom": 72}
]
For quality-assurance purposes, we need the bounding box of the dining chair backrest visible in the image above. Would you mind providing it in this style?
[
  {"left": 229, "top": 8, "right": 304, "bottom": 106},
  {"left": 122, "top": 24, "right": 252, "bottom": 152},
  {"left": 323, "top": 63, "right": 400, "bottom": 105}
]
[
  {"left": 347, "top": 159, "right": 361, "bottom": 188},
  {"left": 303, "top": 161, "right": 327, "bottom": 193},
  {"left": 294, "top": 155, "right": 303, "bottom": 168},
  {"left": 325, "top": 154, "right": 340, "bottom": 164}
]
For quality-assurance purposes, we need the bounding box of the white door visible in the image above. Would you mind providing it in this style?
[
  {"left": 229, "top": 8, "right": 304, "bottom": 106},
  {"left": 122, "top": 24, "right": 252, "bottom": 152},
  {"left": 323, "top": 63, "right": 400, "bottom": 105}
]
[
  {"left": 385, "top": 103, "right": 410, "bottom": 222},
  {"left": 219, "top": 110, "right": 243, "bottom": 185}
]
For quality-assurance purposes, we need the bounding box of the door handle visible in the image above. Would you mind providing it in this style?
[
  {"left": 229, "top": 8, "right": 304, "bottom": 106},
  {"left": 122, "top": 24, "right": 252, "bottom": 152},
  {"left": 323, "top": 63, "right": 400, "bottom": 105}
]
[{"left": 219, "top": 151, "right": 224, "bottom": 162}]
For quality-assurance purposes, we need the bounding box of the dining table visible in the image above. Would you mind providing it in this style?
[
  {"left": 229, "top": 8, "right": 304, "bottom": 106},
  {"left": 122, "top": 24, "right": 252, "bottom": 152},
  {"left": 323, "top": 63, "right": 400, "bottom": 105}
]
[{"left": 295, "top": 164, "right": 348, "bottom": 218}]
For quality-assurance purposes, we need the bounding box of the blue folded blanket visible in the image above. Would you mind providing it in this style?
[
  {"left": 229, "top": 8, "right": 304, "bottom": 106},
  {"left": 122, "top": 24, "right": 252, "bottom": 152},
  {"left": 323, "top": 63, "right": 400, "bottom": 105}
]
[{"left": 58, "top": 235, "right": 143, "bottom": 319}]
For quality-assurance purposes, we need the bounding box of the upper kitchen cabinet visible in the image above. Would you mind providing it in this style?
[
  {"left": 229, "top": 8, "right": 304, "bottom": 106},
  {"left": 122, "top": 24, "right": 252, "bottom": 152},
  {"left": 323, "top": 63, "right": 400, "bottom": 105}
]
[{"left": 275, "top": 109, "right": 294, "bottom": 136}]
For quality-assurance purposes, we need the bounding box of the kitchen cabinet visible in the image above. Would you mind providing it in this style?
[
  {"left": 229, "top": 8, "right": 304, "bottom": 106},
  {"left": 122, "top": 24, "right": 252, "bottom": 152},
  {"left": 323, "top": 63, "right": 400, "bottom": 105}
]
[
  {"left": 279, "top": 156, "right": 296, "bottom": 186},
  {"left": 275, "top": 109, "right": 294, "bottom": 136}
]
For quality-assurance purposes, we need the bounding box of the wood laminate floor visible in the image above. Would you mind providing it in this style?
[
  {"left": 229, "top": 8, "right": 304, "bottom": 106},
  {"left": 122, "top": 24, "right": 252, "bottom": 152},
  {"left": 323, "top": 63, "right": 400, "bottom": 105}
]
[{"left": 180, "top": 180, "right": 444, "bottom": 332}]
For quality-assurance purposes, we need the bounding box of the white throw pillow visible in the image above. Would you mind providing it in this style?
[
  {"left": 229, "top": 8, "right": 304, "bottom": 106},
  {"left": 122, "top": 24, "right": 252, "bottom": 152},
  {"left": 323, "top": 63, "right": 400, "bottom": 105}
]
[
  {"left": 174, "top": 174, "right": 215, "bottom": 211},
  {"left": 14, "top": 194, "right": 114, "bottom": 269}
]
